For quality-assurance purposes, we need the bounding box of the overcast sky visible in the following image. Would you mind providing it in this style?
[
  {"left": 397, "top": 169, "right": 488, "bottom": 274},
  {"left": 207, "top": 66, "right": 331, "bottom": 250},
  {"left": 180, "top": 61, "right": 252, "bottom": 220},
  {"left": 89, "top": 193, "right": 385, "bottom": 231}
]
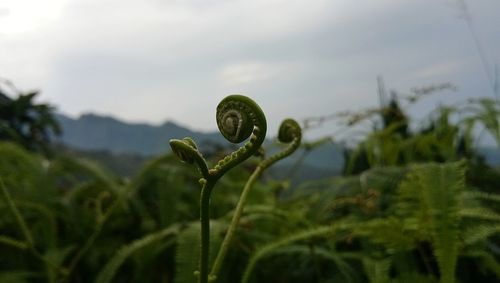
[{"left": 1, "top": 0, "right": 499, "bottom": 139}]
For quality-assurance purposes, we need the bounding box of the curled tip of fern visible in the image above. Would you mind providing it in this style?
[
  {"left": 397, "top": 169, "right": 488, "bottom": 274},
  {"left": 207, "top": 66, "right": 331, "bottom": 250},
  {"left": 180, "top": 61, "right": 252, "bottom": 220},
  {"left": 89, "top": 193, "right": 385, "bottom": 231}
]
[
  {"left": 169, "top": 138, "right": 199, "bottom": 164},
  {"left": 216, "top": 94, "right": 267, "bottom": 144},
  {"left": 278, "top": 118, "right": 302, "bottom": 143},
  {"left": 170, "top": 138, "right": 209, "bottom": 178},
  {"left": 258, "top": 119, "right": 302, "bottom": 170}
]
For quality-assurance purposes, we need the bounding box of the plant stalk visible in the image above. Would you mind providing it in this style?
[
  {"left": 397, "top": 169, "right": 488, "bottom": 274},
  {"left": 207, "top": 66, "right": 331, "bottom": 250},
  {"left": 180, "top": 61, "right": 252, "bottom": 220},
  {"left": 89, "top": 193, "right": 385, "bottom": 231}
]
[
  {"left": 0, "top": 178, "right": 66, "bottom": 278},
  {"left": 199, "top": 180, "right": 215, "bottom": 283},
  {"left": 0, "top": 179, "right": 34, "bottom": 247},
  {"left": 210, "top": 166, "right": 263, "bottom": 279}
]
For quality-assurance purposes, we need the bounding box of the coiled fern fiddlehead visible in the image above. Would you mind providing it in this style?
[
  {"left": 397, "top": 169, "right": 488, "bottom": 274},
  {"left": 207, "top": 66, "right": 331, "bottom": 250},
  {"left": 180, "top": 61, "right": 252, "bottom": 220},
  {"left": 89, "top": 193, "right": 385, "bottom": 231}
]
[
  {"left": 169, "top": 95, "right": 267, "bottom": 283},
  {"left": 209, "top": 118, "right": 302, "bottom": 280}
]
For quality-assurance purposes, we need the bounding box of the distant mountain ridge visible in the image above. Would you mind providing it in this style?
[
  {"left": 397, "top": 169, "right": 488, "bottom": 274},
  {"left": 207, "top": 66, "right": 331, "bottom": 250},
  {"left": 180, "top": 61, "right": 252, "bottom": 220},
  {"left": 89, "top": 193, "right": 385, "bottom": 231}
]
[
  {"left": 55, "top": 113, "right": 225, "bottom": 156},
  {"left": 54, "top": 112, "right": 499, "bottom": 179},
  {"left": 54, "top": 113, "right": 346, "bottom": 176}
]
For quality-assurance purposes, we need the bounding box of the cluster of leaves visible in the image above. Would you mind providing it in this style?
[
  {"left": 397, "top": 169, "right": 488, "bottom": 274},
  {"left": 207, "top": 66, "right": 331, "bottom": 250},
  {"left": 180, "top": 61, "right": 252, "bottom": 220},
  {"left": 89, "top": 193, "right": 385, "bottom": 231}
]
[
  {"left": 1, "top": 94, "right": 500, "bottom": 282},
  {"left": 342, "top": 96, "right": 500, "bottom": 175}
]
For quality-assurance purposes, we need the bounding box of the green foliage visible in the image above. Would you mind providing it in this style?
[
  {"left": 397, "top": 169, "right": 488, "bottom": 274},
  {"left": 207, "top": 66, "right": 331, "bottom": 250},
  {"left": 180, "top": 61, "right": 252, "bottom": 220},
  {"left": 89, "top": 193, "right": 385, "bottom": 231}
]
[
  {"left": 175, "top": 221, "right": 226, "bottom": 283},
  {"left": 175, "top": 223, "right": 201, "bottom": 283},
  {"left": 0, "top": 142, "right": 47, "bottom": 199},
  {"left": 279, "top": 152, "right": 500, "bottom": 282},
  {"left": 1, "top": 93, "right": 500, "bottom": 283},
  {"left": 343, "top": 94, "right": 500, "bottom": 175},
  {"left": 95, "top": 224, "right": 179, "bottom": 283},
  {"left": 241, "top": 226, "right": 332, "bottom": 283},
  {"left": 0, "top": 271, "right": 38, "bottom": 283},
  {"left": 0, "top": 86, "right": 60, "bottom": 155},
  {"left": 398, "top": 162, "right": 464, "bottom": 283}
]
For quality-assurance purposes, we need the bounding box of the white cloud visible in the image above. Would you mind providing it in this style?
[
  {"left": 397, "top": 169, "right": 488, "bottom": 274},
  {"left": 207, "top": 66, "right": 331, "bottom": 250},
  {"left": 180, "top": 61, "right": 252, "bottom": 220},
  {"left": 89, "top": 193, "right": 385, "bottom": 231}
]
[
  {"left": 218, "top": 61, "right": 285, "bottom": 87},
  {"left": 0, "top": 0, "right": 68, "bottom": 34}
]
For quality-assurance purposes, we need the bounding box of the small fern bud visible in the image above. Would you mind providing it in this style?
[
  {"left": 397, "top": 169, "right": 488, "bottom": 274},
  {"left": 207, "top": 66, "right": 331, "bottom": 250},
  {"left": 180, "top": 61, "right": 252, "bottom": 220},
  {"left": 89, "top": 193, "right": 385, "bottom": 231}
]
[
  {"left": 278, "top": 118, "right": 301, "bottom": 143},
  {"left": 260, "top": 118, "right": 302, "bottom": 170},
  {"left": 169, "top": 138, "right": 209, "bottom": 178},
  {"left": 169, "top": 138, "right": 199, "bottom": 164}
]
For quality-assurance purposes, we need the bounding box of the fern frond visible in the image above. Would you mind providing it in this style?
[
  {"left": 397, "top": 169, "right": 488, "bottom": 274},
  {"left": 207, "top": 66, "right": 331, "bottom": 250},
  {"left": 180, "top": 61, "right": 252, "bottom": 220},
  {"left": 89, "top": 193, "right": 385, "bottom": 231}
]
[
  {"left": 241, "top": 226, "right": 332, "bottom": 283},
  {"left": 175, "top": 223, "right": 200, "bottom": 283},
  {"left": 0, "top": 142, "right": 47, "bottom": 199},
  {"left": 397, "top": 161, "right": 465, "bottom": 283},
  {"left": 271, "top": 244, "right": 357, "bottom": 283},
  {"left": 463, "top": 224, "right": 500, "bottom": 245},
  {"left": 362, "top": 257, "right": 391, "bottom": 283},
  {"left": 462, "top": 191, "right": 500, "bottom": 204},
  {"left": 460, "top": 208, "right": 500, "bottom": 221},
  {"left": 0, "top": 235, "right": 28, "bottom": 249},
  {"left": 175, "top": 221, "right": 225, "bottom": 283},
  {"left": 220, "top": 205, "right": 289, "bottom": 229},
  {"left": 94, "top": 224, "right": 180, "bottom": 283},
  {"left": 351, "top": 217, "right": 416, "bottom": 251},
  {"left": 49, "top": 156, "right": 120, "bottom": 192}
]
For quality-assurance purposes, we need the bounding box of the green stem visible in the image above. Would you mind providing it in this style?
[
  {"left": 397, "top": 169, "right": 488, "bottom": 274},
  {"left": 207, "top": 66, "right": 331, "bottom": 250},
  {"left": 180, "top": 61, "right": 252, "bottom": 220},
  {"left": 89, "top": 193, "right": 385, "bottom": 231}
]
[
  {"left": 210, "top": 166, "right": 263, "bottom": 278},
  {"left": 64, "top": 189, "right": 124, "bottom": 282},
  {"left": 199, "top": 180, "right": 215, "bottom": 283},
  {"left": 65, "top": 225, "right": 102, "bottom": 280},
  {"left": 0, "top": 179, "right": 34, "bottom": 247},
  {"left": 0, "top": 178, "right": 66, "bottom": 277},
  {"left": 0, "top": 235, "right": 28, "bottom": 249}
]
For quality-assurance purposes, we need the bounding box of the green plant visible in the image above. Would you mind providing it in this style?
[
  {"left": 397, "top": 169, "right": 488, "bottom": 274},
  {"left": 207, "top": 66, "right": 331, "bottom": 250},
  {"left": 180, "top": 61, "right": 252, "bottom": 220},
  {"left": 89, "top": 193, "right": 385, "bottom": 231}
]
[
  {"left": 94, "top": 224, "right": 180, "bottom": 283},
  {"left": 169, "top": 95, "right": 267, "bottom": 283},
  {"left": 2, "top": 89, "right": 500, "bottom": 283},
  {"left": 209, "top": 118, "right": 302, "bottom": 280},
  {"left": 241, "top": 226, "right": 332, "bottom": 283},
  {"left": 0, "top": 178, "right": 66, "bottom": 278}
]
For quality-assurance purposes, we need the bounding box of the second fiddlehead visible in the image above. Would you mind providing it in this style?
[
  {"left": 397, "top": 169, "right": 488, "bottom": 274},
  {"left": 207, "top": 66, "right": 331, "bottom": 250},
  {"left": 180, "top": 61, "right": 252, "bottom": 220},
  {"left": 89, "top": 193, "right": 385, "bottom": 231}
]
[
  {"left": 261, "top": 118, "right": 302, "bottom": 170},
  {"left": 170, "top": 137, "right": 209, "bottom": 179},
  {"left": 169, "top": 94, "right": 267, "bottom": 283}
]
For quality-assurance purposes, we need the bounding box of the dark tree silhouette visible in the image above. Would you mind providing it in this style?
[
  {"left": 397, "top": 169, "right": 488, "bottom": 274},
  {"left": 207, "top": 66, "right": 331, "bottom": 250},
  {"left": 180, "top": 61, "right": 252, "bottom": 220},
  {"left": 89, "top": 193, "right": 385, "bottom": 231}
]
[{"left": 0, "top": 83, "right": 61, "bottom": 154}]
